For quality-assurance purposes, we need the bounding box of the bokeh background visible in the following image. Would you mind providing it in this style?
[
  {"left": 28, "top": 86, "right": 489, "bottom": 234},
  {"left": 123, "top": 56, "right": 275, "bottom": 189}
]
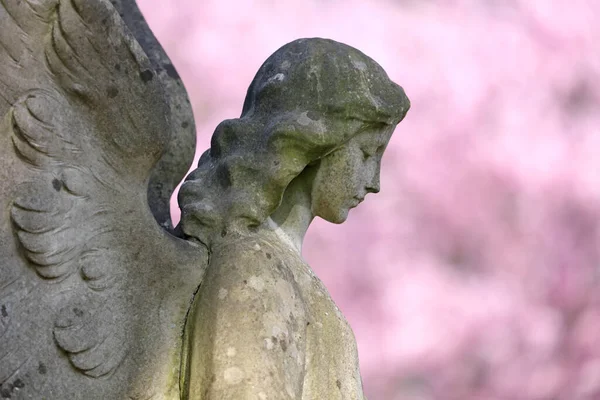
[{"left": 137, "top": 1, "right": 600, "bottom": 398}]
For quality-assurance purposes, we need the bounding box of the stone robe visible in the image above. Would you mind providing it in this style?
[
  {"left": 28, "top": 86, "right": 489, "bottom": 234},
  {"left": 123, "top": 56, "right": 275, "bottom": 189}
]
[{"left": 182, "top": 228, "right": 366, "bottom": 399}]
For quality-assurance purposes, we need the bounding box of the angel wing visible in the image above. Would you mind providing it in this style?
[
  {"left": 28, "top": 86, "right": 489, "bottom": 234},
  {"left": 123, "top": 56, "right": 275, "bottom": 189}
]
[
  {"left": 111, "top": 0, "right": 198, "bottom": 232},
  {"left": 0, "top": 1, "right": 207, "bottom": 399}
]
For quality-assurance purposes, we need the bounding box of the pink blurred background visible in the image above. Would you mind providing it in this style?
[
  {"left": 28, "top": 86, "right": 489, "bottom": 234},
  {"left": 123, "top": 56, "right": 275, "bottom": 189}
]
[{"left": 137, "top": 1, "right": 600, "bottom": 398}]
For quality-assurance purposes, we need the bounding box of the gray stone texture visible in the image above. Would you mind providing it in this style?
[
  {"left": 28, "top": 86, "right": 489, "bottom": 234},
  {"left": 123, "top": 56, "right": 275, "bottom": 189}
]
[
  {"left": 111, "top": 0, "right": 197, "bottom": 231},
  {"left": 0, "top": 1, "right": 409, "bottom": 399},
  {"left": 179, "top": 38, "right": 409, "bottom": 399},
  {"left": 0, "top": 1, "right": 205, "bottom": 398}
]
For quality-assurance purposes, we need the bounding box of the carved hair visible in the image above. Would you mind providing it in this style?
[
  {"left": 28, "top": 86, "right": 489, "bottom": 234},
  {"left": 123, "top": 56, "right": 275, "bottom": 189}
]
[{"left": 178, "top": 38, "right": 410, "bottom": 246}]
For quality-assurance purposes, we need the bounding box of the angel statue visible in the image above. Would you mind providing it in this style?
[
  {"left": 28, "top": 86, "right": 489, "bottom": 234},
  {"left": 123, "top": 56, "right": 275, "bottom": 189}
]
[{"left": 0, "top": 0, "right": 409, "bottom": 399}]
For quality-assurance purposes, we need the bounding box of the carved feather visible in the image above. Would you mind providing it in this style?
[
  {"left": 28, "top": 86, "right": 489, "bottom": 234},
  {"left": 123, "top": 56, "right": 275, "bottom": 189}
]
[{"left": 0, "top": 1, "right": 206, "bottom": 399}]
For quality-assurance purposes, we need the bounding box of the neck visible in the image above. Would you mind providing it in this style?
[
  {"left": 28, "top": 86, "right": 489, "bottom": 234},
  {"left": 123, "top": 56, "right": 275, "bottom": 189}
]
[{"left": 266, "top": 169, "right": 315, "bottom": 254}]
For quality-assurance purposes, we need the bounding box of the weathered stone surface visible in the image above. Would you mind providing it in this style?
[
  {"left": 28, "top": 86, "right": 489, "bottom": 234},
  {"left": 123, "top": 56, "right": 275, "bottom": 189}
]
[
  {"left": 111, "top": 0, "right": 197, "bottom": 231},
  {"left": 179, "top": 38, "right": 409, "bottom": 399},
  {"left": 0, "top": 1, "right": 409, "bottom": 398},
  {"left": 0, "top": 1, "right": 205, "bottom": 399}
]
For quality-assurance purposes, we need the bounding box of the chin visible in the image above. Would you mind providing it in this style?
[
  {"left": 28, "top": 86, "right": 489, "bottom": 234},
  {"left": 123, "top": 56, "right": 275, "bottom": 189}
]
[{"left": 320, "top": 210, "right": 349, "bottom": 224}]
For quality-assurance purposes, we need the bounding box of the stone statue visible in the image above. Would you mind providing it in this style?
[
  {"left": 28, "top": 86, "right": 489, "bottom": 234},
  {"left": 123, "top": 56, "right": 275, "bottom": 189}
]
[
  {"left": 0, "top": 1, "right": 409, "bottom": 399},
  {"left": 178, "top": 38, "right": 410, "bottom": 399}
]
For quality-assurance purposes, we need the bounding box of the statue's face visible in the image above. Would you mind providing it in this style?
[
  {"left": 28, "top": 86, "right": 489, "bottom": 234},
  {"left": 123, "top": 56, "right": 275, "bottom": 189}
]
[{"left": 311, "top": 126, "right": 394, "bottom": 223}]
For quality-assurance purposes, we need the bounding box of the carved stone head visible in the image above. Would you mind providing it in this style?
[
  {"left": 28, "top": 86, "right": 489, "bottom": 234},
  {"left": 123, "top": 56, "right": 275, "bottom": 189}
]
[{"left": 179, "top": 38, "right": 410, "bottom": 245}]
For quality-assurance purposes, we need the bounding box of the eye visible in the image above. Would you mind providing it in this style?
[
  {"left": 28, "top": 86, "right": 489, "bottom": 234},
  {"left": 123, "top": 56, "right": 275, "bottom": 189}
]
[{"left": 361, "top": 146, "right": 378, "bottom": 161}]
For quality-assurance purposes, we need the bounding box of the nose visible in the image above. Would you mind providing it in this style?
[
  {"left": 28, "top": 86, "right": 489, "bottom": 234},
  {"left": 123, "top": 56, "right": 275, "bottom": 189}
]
[
  {"left": 366, "top": 181, "right": 380, "bottom": 194},
  {"left": 365, "top": 165, "right": 380, "bottom": 194}
]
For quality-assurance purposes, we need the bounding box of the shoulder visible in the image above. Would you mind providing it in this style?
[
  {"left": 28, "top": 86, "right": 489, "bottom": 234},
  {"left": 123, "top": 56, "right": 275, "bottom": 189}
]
[
  {"left": 201, "top": 234, "right": 304, "bottom": 307},
  {"left": 211, "top": 233, "right": 295, "bottom": 275}
]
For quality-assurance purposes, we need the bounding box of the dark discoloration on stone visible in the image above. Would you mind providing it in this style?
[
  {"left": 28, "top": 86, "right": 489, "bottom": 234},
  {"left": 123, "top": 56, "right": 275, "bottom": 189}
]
[
  {"left": 279, "top": 338, "right": 288, "bottom": 352},
  {"left": 289, "top": 313, "right": 300, "bottom": 333},
  {"left": 139, "top": 69, "right": 154, "bottom": 83},
  {"left": 0, "top": 384, "right": 12, "bottom": 398},
  {"left": 52, "top": 179, "right": 62, "bottom": 191},
  {"left": 266, "top": 252, "right": 272, "bottom": 259},
  {"left": 307, "top": 111, "right": 320, "bottom": 120},
  {"left": 73, "top": 308, "right": 84, "bottom": 317},
  {"left": 0, "top": 378, "right": 22, "bottom": 399},
  {"left": 1, "top": 305, "right": 7, "bottom": 317},
  {"left": 114, "top": 63, "right": 121, "bottom": 71},
  {"left": 107, "top": 86, "right": 119, "bottom": 98},
  {"left": 181, "top": 121, "right": 189, "bottom": 129},
  {"left": 38, "top": 362, "right": 47, "bottom": 375},
  {"left": 336, "top": 379, "right": 342, "bottom": 389}
]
